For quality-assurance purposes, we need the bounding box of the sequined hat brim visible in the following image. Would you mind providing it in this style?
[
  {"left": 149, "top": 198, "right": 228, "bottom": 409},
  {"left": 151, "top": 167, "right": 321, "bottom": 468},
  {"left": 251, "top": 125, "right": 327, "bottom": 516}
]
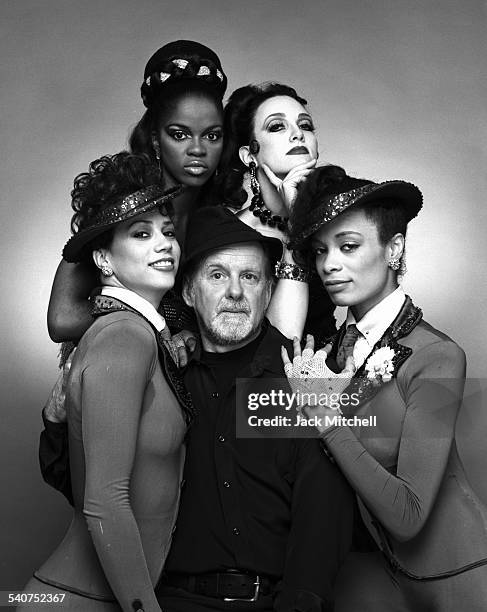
[
  {"left": 62, "top": 184, "right": 182, "bottom": 263},
  {"left": 291, "top": 180, "right": 423, "bottom": 248}
]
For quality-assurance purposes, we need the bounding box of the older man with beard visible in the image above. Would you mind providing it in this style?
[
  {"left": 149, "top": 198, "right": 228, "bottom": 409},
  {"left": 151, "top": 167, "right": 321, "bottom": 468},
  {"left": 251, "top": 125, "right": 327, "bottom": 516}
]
[
  {"left": 39, "top": 207, "right": 353, "bottom": 612},
  {"left": 156, "top": 207, "right": 353, "bottom": 612}
]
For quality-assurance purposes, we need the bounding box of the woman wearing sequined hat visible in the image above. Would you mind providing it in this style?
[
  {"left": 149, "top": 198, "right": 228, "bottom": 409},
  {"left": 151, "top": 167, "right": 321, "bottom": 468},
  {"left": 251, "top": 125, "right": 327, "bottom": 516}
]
[
  {"left": 48, "top": 50, "right": 326, "bottom": 359},
  {"left": 282, "top": 165, "right": 487, "bottom": 611},
  {"left": 20, "top": 152, "right": 193, "bottom": 612},
  {"left": 48, "top": 40, "right": 227, "bottom": 345}
]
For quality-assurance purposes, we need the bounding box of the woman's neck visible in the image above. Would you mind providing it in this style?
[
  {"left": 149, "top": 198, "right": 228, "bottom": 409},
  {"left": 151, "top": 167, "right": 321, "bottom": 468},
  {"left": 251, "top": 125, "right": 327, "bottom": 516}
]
[
  {"left": 350, "top": 282, "right": 400, "bottom": 322},
  {"left": 171, "top": 186, "right": 201, "bottom": 245}
]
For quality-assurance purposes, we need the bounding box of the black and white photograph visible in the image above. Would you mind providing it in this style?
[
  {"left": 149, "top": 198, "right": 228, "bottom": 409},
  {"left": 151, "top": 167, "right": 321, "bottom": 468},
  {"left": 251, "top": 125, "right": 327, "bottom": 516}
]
[{"left": 2, "top": 1, "right": 487, "bottom": 610}]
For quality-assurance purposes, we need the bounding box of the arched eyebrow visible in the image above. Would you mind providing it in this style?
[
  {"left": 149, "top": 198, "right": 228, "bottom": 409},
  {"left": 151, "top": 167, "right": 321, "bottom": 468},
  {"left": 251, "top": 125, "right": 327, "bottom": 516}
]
[
  {"left": 127, "top": 218, "right": 173, "bottom": 228},
  {"left": 335, "top": 231, "right": 362, "bottom": 238},
  {"left": 128, "top": 218, "right": 152, "bottom": 227},
  {"left": 264, "top": 112, "right": 312, "bottom": 120},
  {"left": 165, "top": 122, "right": 223, "bottom": 130}
]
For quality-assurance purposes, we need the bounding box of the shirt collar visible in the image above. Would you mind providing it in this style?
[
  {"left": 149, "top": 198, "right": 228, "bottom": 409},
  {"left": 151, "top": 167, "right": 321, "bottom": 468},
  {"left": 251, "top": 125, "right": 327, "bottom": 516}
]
[
  {"left": 345, "top": 286, "right": 406, "bottom": 348},
  {"left": 100, "top": 286, "right": 166, "bottom": 332}
]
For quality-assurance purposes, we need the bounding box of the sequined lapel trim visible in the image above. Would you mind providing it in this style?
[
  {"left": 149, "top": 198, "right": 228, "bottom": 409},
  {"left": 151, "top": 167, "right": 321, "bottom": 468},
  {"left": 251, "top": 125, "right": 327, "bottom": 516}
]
[{"left": 334, "top": 297, "right": 422, "bottom": 408}]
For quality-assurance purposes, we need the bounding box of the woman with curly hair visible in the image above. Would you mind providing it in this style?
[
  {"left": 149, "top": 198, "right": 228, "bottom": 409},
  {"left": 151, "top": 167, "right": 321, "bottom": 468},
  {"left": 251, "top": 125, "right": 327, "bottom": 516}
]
[
  {"left": 48, "top": 40, "right": 227, "bottom": 346},
  {"left": 21, "top": 152, "right": 192, "bottom": 612},
  {"left": 47, "top": 45, "right": 319, "bottom": 355},
  {"left": 283, "top": 165, "right": 487, "bottom": 611}
]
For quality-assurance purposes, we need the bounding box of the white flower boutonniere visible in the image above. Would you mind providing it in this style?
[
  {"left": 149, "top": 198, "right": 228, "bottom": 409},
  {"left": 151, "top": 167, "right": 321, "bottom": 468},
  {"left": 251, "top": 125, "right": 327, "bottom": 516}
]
[{"left": 365, "top": 346, "right": 396, "bottom": 385}]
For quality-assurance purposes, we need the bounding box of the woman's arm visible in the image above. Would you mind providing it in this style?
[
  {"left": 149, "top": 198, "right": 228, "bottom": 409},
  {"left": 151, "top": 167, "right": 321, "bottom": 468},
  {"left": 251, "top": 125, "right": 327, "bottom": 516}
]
[
  {"left": 233, "top": 169, "right": 310, "bottom": 339},
  {"left": 265, "top": 245, "right": 308, "bottom": 339},
  {"left": 80, "top": 318, "right": 162, "bottom": 612},
  {"left": 321, "top": 340, "right": 466, "bottom": 542},
  {"left": 47, "top": 260, "right": 98, "bottom": 342}
]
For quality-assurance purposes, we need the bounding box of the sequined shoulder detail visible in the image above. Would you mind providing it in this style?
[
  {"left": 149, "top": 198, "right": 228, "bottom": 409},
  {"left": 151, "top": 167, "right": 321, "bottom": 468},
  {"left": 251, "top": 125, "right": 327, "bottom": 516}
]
[
  {"left": 91, "top": 294, "right": 130, "bottom": 316},
  {"left": 156, "top": 333, "right": 195, "bottom": 425},
  {"left": 158, "top": 290, "right": 198, "bottom": 333},
  {"left": 389, "top": 302, "right": 423, "bottom": 340}
]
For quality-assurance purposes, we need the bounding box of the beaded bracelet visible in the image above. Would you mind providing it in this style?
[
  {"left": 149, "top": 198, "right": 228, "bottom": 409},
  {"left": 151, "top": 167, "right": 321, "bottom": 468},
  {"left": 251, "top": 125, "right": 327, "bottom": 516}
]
[{"left": 274, "top": 261, "right": 310, "bottom": 283}]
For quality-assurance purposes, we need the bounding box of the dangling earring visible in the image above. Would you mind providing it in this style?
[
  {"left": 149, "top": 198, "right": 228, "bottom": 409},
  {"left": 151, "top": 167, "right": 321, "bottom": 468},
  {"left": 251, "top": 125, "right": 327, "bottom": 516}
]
[
  {"left": 249, "top": 161, "right": 260, "bottom": 196},
  {"left": 101, "top": 265, "right": 113, "bottom": 277},
  {"left": 248, "top": 162, "right": 288, "bottom": 231}
]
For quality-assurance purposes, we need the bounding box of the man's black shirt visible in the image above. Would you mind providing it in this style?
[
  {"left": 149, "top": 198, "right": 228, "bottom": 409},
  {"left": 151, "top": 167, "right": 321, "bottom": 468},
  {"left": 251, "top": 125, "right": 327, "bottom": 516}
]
[{"left": 39, "top": 321, "right": 353, "bottom": 611}]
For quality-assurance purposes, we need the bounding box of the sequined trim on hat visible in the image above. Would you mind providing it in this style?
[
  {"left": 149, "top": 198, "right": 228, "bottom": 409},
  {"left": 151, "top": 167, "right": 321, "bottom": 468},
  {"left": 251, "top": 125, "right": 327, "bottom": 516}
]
[
  {"left": 307, "top": 184, "right": 378, "bottom": 234},
  {"left": 91, "top": 184, "right": 179, "bottom": 228},
  {"left": 296, "top": 180, "right": 422, "bottom": 246}
]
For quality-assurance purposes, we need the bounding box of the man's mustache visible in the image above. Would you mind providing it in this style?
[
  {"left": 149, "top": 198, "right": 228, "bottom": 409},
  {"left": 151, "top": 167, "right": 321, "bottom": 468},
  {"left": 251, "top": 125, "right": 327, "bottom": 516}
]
[{"left": 216, "top": 301, "right": 251, "bottom": 314}]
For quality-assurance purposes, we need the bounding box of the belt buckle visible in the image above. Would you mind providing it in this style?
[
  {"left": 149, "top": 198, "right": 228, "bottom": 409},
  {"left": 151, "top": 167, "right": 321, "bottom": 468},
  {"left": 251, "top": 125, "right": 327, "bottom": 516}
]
[{"left": 223, "top": 575, "right": 260, "bottom": 602}]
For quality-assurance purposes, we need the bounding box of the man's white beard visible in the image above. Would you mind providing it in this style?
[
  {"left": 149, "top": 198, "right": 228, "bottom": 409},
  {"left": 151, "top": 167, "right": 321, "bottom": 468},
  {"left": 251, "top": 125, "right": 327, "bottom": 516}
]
[{"left": 199, "top": 311, "right": 260, "bottom": 346}]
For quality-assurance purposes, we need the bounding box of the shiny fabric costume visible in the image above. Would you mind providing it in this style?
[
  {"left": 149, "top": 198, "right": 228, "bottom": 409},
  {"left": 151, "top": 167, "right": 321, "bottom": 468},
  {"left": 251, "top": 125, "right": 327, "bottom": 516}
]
[
  {"left": 321, "top": 297, "right": 487, "bottom": 611},
  {"left": 32, "top": 298, "right": 189, "bottom": 611}
]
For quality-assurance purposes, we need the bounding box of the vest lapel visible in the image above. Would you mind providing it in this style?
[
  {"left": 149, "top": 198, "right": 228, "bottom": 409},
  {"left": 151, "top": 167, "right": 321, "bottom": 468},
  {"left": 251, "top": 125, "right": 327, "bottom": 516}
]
[{"left": 329, "top": 297, "right": 423, "bottom": 409}]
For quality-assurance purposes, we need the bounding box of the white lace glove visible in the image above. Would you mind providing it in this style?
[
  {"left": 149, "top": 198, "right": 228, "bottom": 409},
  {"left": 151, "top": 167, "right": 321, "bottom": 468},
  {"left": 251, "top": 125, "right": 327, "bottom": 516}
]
[{"left": 281, "top": 335, "right": 355, "bottom": 426}]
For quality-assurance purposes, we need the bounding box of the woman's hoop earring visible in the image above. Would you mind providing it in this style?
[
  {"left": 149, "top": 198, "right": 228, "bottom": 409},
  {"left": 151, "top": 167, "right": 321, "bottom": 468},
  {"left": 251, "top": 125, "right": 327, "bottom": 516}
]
[{"left": 101, "top": 265, "right": 113, "bottom": 277}]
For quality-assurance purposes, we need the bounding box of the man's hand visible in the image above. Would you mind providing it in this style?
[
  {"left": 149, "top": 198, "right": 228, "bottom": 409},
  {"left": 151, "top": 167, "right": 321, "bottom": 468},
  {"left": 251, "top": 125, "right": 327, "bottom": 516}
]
[
  {"left": 44, "top": 350, "right": 75, "bottom": 424},
  {"left": 164, "top": 330, "right": 198, "bottom": 367}
]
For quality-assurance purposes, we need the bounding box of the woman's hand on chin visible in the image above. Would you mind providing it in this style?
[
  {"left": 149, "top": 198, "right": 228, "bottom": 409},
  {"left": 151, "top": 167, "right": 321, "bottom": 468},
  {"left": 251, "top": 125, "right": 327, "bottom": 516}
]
[
  {"left": 281, "top": 334, "right": 356, "bottom": 433},
  {"left": 262, "top": 158, "right": 317, "bottom": 211}
]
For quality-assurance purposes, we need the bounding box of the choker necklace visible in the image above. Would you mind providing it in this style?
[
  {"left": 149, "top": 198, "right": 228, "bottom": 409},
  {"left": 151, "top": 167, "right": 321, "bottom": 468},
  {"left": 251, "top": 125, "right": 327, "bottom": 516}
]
[
  {"left": 248, "top": 160, "right": 288, "bottom": 231},
  {"left": 248, "top": 193, "right": 288, "bottom": 231}
]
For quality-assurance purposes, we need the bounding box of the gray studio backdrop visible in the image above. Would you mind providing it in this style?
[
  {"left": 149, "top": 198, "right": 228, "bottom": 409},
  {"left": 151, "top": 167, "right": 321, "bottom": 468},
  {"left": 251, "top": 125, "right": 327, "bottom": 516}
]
[{"left": 1, "top": 0, "right": 486, "bottom": 590}]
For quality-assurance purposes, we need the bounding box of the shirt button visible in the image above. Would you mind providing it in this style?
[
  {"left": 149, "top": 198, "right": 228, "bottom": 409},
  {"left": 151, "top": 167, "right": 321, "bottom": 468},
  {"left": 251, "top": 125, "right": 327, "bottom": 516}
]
[
  {"left": 211, "top": 392, "right": 219, "bottom": 398},
  {"left": 232, "top": 527, "right": 240, "bottom": 536},
  {"left": 218, "top": 435, "right": 225, "bottom": 442},
  {"left": 223, "top": 481, "right": 230, "bottom": 488}
]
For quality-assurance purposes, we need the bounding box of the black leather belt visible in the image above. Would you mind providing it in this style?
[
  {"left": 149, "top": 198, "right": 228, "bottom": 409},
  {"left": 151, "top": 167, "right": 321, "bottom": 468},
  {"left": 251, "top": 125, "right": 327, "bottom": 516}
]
[{"left": 162, "top": 570, "right": 276, "bottom": 601}]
